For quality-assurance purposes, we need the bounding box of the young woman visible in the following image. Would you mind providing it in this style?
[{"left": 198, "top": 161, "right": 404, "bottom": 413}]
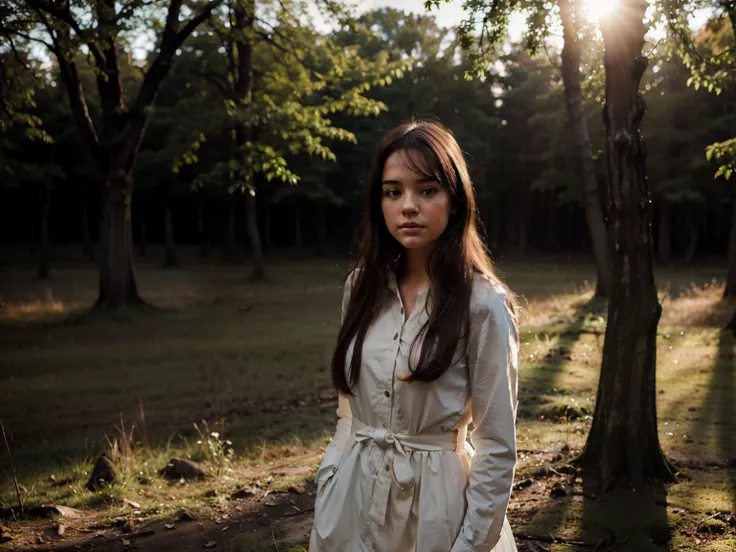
[{"left": 309, "top": 121, "right": 519, "bottom": 552}]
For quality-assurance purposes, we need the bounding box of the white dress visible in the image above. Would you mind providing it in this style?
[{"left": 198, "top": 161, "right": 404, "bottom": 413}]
[{"left": 309, "top": 270, "right": 519, "bottom": 552}]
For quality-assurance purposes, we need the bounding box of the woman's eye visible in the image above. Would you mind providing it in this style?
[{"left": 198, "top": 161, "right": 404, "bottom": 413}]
[
  {"left": 384, "top": 189, "right": 400, "bottom": 198},
  {"left": 421, "top": 187, "right": 436, "bottom": 196}
]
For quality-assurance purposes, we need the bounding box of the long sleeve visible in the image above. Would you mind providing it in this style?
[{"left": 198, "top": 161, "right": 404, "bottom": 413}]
[
  {"left": 314, "top": 273, "right": 357, "bottom": 486},
  {"left": 451, "top": 287, "right": 519, "bottom": 552}
]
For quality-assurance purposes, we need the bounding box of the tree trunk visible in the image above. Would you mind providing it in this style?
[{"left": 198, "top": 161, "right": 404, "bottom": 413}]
[
  {"left": 316, "top": 202, "right": 329, "bottom": 256},
  {"left": 490, "top": 194, "right": 501, "bottom": 249},
  {"left": 580, "top": 0, "right": 674, "bottom": 490},
  {"left": 724, "top": 199, "right": 736, "bottom": 297},
  {"left": 295, "top": 202, "right": 304, "bottom": 259},
  {"left": 139, "top": 208, "right": 147, "bottom": 259},
  {"left": 264, "top": 203, "right": 273, "bottom": 255},
  {"left": 559, "top": 0, "right": 609, "bottom": 297},
  {"left": 546, "top": 194, "right": 559, "bottom": 251},
  {"left": 83, "top": 200, "right": 94, "bottom": 260},
  {"left": 37, "top": 187, "right": 51, "bottom": 280},
  {"left": 720, "top": 6, "right": 736, "bottom": 297},
  {"left": 96, "top": 174, "right": 144, "bottom": 309},
  {"left": 48, "top": 0, "right": 223, "bottom": 310},
  {"left": 234, "top": 0, "right": 264, "bottom": 281},
  {"left": 198, "top": 200, "right": 210, "bottom": 258},
  {"left": 727, "top": 307, "right": 736, "bottom": 333},
  {"left": 224, "top": 195, "right": 237, "bottom": 262},
  {"left": 517, "top": 185, "right": 528, "bottom": 254},
  {"left": 29, "top": 205, "right": 36, "bottom": 257},
  {"left": 163, "top": 197, "right": 177, "bottom": 268},
  {"left": 245, "top": 193, "right": 265, "bottom": 279},
  {"left": 658, "top": 200, "right": 671, "bottom": 264},
  {"left": 684, "top": 212, "right": 699, "bottom": 264}
]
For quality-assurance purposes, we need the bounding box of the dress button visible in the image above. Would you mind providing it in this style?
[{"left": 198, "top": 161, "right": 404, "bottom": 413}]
[
  {"left": 393, "top": 333, "right": 398, "bottom": 340},
  {"left": 400, "top": 308, "right": 404, "bottom": 315},
  {"left": 384, "top": 390, "right": 391, "bottom": 398},
  {"left": 385, "top": 464, "right": 390, "bottom": 472}
]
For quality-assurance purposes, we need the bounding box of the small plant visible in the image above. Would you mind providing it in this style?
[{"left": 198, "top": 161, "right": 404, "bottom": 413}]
[
  {"left": 193, "top": 419, "right": 235, "bottom": 478},
  {"left": 104, "top": 413, "right": 137, "bottom": 484}
]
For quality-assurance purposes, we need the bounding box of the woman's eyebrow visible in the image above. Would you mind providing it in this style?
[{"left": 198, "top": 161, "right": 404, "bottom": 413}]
[{"left": 381, "top": 177, "right": 438, "bottom": 185}]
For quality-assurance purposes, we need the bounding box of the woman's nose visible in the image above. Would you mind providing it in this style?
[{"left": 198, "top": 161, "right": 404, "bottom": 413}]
[{"left": 401, "top": 192, "right": 418, "bottom": 213}]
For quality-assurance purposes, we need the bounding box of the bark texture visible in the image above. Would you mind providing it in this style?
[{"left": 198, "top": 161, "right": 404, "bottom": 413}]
[
  {"left": 559, "top": 0, "right": 609, "bottom": 297},
  {"left": 580, "top": 0, "right": 675, "bottom": 490},
  {"left": 37, "top": 187, "right": 51, "bottom": 280},
  {"left": 658, "top": 200, "right": 671, "bottom": 264},
  {"left": 724, "top": 199, "right": 736, "bottom": 298},
  {"left": 163, "top": 198, "right": 177, "bottom": 268},
  {"left": 96, "top": 175, "right": 143, "bottom": 308},
  {"left": 233, "top": 0, "right": 265, "bottom": 281}
]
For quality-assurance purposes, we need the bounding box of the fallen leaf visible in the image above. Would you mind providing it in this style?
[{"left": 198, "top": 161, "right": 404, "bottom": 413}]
[
  {"left": 221, "top": 526, "right": 230, "bottom": 533},
  {"left": 123, "top": 499, "right": 141, "bottom": 509},
  {"left": 164, "top": 523, "right": 175, "bottom": 530},
  {"left": 289, "top": 486, "right": 306, "bottom": 494},
  {"left": 205, "top": 540, "right": 217, "bottom": 548},
  {"left": 121, "top": 538, "right": 131, "bottom": 546},
  {"left": 31, "top": 505, "right": 84, "bottom": 519},
  {"left": 57, "top": 525, "right": 66, "bottom": 537},
  {"left": 175, "top": 508, "right": 197, "bottom": 522}
]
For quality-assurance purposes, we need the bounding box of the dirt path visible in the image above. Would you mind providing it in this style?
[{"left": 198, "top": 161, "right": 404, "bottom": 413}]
[
  {"left": 6, "top": 461, "right": 733, "bottom": 552},
  {"left": 6, "top": 482, "right": 318, "bottom": 552}
]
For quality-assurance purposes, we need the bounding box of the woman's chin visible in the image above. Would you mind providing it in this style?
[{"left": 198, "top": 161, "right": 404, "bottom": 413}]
[{"left": 397, "top": 238, "right": 434, "bottom": 250}]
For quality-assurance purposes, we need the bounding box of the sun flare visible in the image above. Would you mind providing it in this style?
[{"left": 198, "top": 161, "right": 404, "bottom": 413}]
[{"left": 582, "top": 0, "right": 619, "bottom": 21}]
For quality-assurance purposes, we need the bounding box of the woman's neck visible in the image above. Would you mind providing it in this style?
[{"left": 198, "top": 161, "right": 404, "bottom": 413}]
[{"left": 401, "top": 247, "right": 431, "bottom": 288}]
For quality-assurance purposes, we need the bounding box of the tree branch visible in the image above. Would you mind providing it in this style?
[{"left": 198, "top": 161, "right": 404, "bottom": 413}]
[
  {"left": 173, "top": 0, "right": 226, "bottom": 51},
  {"left": 115, "top": 0, "right": 154, "bottom": 23},
  {"left": 25, "top": 0, "right": 107, "bottom": 68},
  {"left": 195, "top": 69, "right": 232, "bottom": 98},
  {"left": 28, "top": 4, "right": 101, "bottom": 160},
  {"left": 4, "top": 29, "right": 53, "bottom": 50},
  {"left": 211, "top": 18, "right": 236, "bottom": 83},
  {"left": 122, "top": 0, "right": 226, "bottom": 172}
]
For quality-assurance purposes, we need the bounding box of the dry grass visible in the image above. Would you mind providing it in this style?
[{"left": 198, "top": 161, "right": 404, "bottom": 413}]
[{"left": 0, "top": 256, "right": 734, "bottom": 551}]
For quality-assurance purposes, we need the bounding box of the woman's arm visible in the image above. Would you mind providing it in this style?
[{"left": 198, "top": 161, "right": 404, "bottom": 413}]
[
  {"left": 314, "top": 272, "right": 357, "bottom": 486},
  {"left": 314, "top": 392, "right": 352, "bottom": 486},
  {"left": 451, "top": 287, "right": 519, "bottom": 552}
]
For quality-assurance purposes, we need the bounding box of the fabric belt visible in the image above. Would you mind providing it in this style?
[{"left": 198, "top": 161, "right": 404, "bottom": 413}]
[{"left": 351, "top": 418, "right": 466, "bottom": 528}]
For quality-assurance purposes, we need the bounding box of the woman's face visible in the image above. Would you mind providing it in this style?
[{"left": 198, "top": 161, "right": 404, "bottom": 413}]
[{"left": 380, "top": 150, "right": 452, "bottom": 253}]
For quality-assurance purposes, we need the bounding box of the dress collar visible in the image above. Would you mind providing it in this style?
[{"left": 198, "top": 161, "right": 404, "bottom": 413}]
[{"left": 387, "top": 270, "right": 429, "bottom": 298}]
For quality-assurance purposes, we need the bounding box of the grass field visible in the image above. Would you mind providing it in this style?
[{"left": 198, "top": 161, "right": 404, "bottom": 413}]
[{"left": 0, "top": 253, "right": 734, "bottom": 551}]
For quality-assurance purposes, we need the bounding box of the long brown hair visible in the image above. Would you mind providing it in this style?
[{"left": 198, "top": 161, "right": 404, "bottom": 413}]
[{"left": 332, "top": 120, "right": 512, "bottom": 395}]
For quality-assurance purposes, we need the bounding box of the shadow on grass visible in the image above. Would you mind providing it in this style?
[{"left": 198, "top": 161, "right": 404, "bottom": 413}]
[
  {"left": 580, "top": 478, "right": 671, "bottom": 552},
  {"left": 689, "top": 328, "right": 736, "bottom": 507},
  {"left": 520, "top": 297, "right": 605, "bottom": 422}
]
